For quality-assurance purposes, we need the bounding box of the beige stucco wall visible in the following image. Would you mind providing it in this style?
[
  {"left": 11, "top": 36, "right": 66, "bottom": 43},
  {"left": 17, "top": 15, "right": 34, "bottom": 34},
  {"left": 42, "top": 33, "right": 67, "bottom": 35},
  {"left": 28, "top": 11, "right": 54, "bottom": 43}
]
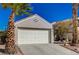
[{"left": 77, "top": 27, "right": 79, "bottom": 43}]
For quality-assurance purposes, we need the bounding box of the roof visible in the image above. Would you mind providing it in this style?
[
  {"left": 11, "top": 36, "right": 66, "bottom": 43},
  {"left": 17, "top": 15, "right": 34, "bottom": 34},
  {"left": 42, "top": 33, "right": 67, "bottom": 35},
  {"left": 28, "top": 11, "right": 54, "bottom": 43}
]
[
  {"left": 15, "top": 14, "right": 52, "bottom": 29},
  {"left": 51, "top": 17, "right": 79, "bottom": 27},
  {"left": 52, "top": 17, "right": 79, "bottom": 33}
]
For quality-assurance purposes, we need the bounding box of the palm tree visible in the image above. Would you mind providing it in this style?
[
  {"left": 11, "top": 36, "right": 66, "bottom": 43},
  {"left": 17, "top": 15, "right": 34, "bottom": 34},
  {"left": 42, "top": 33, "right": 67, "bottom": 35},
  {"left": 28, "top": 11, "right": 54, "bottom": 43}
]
[
  {"left": 71, "top": 3, "right": 78, "bottom": 46},
  {"left": 2, "top": 3, "right": 32, "bottom": 54}
]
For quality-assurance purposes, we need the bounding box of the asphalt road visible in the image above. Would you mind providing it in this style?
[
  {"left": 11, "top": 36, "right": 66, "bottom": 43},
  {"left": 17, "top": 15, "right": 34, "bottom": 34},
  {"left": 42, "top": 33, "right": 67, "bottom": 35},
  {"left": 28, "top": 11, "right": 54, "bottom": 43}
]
[{"left": 18, "top": 44, "right": 79, "bottom": 55}]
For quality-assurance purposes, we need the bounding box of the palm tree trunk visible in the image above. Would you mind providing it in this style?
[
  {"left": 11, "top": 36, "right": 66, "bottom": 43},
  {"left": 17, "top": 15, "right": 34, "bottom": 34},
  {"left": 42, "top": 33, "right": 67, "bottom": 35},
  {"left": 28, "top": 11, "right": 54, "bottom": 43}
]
[
  {"left": 71, "top": 3, "right": 78, "bottom": 46},
  {"left": 5, "top": 9, "right": 16, "bottom": 54}
]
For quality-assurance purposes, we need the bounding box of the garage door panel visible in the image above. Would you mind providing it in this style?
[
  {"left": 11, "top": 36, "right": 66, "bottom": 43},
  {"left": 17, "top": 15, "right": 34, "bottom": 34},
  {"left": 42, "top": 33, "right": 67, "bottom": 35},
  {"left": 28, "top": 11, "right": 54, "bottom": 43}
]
[{"left": 17, "top": 29, "right": 49, "bottom": 44}]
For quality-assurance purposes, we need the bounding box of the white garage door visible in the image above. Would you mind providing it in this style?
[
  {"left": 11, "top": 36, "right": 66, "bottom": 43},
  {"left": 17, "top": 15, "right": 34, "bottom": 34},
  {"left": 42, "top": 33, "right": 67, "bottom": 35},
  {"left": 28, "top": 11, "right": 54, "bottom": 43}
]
[{"left": 17, "top": 29, "right": 49, "bottom": 44}]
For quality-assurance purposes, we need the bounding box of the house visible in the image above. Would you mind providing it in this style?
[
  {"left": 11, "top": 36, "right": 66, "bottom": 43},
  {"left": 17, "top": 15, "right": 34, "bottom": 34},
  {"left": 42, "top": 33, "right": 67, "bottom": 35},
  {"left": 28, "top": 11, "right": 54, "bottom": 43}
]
[
  {"left": 52, "top": 18, "right": 79, "bottom": 43},
  {"left": 15, "top": 14, "right": 54, "bottom": 44}
]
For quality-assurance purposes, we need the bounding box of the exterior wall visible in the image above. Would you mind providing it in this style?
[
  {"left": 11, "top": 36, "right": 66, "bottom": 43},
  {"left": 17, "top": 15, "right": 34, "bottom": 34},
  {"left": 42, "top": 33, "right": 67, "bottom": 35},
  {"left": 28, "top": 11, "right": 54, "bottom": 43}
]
[
  {"left": 15, "top": 14, "right": 51, "bottom": 29},
  {"left": 15, "top": 27, "right": 18, "bottom": 45},
  {"left": 51, "top": 27, "right": 54, "bottom": 43},
  {"left": 77, "top": 27, "right": 79, "bottom": 43},
  {"left": 67, "top": 33, "right": 73, "bottom": 43},
  {"left": 62, "top": 29, "right": 79, "bottom": 44}
]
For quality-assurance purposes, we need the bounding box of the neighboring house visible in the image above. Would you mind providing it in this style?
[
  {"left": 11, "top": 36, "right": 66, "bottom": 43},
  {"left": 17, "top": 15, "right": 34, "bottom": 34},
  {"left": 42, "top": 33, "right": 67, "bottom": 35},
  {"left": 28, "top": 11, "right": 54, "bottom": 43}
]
[
  {"left": 15, "top": 14, "right": 54, "bottom": 44},
  {"left": 52, "top": 18, "right": 79, "bottom": 43}
]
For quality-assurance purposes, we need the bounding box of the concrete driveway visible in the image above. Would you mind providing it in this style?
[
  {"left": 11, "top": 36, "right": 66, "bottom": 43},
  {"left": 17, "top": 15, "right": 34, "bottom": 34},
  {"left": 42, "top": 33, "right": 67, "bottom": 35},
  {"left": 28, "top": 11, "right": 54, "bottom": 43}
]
[{"left": 18, "top": 44, "right": 79, "bottom": 55}]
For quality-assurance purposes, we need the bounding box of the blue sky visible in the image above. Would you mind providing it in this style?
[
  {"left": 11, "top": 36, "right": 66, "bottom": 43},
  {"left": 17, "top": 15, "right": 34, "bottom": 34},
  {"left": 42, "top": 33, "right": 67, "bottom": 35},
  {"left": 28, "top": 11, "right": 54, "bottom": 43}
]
[{"left": 0, "top": 3, "right": 73, "bottom": 30}]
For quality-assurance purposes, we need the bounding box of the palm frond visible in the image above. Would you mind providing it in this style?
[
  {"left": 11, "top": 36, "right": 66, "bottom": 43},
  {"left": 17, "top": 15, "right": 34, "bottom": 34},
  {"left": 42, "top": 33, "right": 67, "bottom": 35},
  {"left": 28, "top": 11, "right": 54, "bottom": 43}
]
[
  {"left": 2, "top": 3, "right": 8, "bottom": 8},
  {"left": 2, "top": 3, "right": 32, "bottom": 16}
]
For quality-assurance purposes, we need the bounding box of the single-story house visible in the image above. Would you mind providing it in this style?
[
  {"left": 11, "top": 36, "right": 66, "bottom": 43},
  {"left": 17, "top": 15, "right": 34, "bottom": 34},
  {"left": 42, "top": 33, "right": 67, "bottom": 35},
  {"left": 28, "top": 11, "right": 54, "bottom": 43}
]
[
  {"left": 52, "top": 18, "right": 79, "bottom": 43},
  {"left": 15, "top": 14, "right": 54, "bottom": 44}
]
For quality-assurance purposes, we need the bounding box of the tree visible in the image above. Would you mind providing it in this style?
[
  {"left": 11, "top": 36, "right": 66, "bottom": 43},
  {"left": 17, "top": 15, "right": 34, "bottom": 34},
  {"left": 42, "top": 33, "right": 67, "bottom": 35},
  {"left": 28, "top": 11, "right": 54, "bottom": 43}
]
[
  {"left": 71, "top": 3, "right": 78, "bottom": 46},
  {"left": 54, "top": 22, "right": 69, "bottom": 42},
  {"left": 2, "top": 3, "right": 32, "bottom": 54}
]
